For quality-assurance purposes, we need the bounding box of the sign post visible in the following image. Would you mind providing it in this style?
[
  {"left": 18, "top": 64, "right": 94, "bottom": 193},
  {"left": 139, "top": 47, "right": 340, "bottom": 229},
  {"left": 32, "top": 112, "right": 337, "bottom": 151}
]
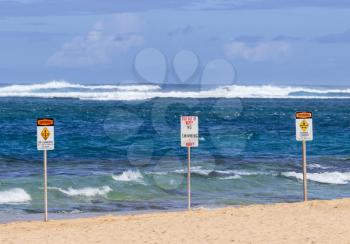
[
  {"left": 295, "top": 112, "right": 313, "bottom": 202},
  {"left": 187, "top": 145, "right": 191, "bottom": 210},
  {"left": 181, "top": 116, "right": 198, "bottom": 210},
  {"left": 302, "top": 140, "right": 307, "bottom": 201},
  {"left": 37, "top": 118, "right": 55, "bottom": 222}
]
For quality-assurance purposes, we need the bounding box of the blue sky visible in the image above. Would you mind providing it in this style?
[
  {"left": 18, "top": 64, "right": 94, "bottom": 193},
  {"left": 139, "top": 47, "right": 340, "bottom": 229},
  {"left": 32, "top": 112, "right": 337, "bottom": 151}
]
[{"left": 0, "top": 0, "right": 350, "bottom": 86}]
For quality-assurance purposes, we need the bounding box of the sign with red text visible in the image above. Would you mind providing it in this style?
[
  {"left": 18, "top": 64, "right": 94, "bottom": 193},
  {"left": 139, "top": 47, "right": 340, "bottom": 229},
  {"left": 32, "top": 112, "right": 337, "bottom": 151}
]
[
  {"left": 181, "top": 116, "right": 198, "bottom": 147},
  {"left": 295, "top": 112, "right": 313, "bottom": 141},
  {"left": 37, "top": 118, "right": 54, "bottom": 150}
]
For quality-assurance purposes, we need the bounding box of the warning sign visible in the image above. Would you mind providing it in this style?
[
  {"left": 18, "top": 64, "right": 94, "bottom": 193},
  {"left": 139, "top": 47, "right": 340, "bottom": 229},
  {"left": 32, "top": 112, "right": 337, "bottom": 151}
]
[
  {"left": 295, "top": 112, "right": 313, "bottom": 141},
  {"left": 181, "top": 116, "right": 198, "bottom": 147},
  {"left": 37, "top": 118, "right": 54, "bottom": 150},
  {"left": 41, "top": 127, "right": 50, "bottom": 140}
]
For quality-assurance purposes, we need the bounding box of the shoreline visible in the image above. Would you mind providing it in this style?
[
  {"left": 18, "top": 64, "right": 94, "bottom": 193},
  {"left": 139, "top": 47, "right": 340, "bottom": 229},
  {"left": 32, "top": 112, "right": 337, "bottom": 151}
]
[
  {"left": 0, "top": 199, "right": 307, "bottom": 224},
  {"left": 2, "top": 198, "right": 350, "bottom": 243},
  {"left": 0, "top": 204, "right": 235, "bottom": 224}
]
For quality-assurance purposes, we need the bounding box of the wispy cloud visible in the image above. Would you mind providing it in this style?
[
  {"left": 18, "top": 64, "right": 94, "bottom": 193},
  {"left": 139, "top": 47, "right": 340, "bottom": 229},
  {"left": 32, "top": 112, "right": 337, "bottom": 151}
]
[
  {"left": 314, "top": 29, "right": 350, "bottom": 43},
  {"left": 0, "top": 30, "right": 71, "bottom": 39},
  {"left": 272, "top": 35, "right": 302, "bottom": 42},
  {"left": 48, "top": 13, "right": 144, "bottom": 68},
  {"left": 224, "top": 41, "right": 291, "bottom": 61},
  {"left": 1, "top": 0, "right": 350, "bottom": 17},
  {"left": 234, "top": 35, "right": 263, "bottom": 43},
  {"left": 0, "top": 0, "right": 186, "bottom": 17},
  {"left": 167, "top": 25, "right": 200, "bottom": 37}
]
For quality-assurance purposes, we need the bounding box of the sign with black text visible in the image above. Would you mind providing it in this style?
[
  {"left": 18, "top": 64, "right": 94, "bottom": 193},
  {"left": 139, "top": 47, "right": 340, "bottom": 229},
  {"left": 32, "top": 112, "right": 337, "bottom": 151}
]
[
  {"left": 295, "top": 112, "right": 313, "bottom": 141},
  {"left": 37, "top": 118, "right": 54, "bottom": 150},
  {"left": 181, "top": 116, "right": 198, "bottom": 147}
]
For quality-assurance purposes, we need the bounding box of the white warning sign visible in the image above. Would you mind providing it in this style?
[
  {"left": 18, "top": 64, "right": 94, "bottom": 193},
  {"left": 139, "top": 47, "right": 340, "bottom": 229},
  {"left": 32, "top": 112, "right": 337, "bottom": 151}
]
[
  {"left": 181, "top": 116, "right": 198, "bottom": 147},
  {"left": 37, "top": 118, "right": 55, "bottom": 150},
  {"left": 295, "top": 112, "right": 313, "bottom": 141}
]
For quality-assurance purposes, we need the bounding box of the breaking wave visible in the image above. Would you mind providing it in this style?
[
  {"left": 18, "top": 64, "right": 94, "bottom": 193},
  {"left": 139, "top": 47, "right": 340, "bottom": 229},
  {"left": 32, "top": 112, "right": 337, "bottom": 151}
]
[
  {"left": 173, "top": 166, "right": 213, "bottom": 176},
  {"left": 308, "top": 163, "right": 329, "bottom": 170},
  {"left": 0, "top": 188, "right": 31, "bottom": 204},
  {"left": 112, "top": 170, "right": 144, "bottom": 184},
  {"left": 219, "top": 175, "right": 242, "bottom": 180},
  {"left": 282, "top": 171, "right": 350, "bottom": 185},
  {"left": 155, "top": 167, "right": 274, "bottom": 178},
  {"left": 49, "top": 186, "right": 112, "bottom": 197},
  {"left": 1, "top": 81, "right": 350, "bottom": 100}
]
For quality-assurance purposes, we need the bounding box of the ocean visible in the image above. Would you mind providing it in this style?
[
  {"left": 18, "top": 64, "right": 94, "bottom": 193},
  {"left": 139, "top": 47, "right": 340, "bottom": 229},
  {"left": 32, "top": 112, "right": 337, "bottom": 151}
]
[{"left": 1, "top": 81, "right": 350, "bottom": 222}]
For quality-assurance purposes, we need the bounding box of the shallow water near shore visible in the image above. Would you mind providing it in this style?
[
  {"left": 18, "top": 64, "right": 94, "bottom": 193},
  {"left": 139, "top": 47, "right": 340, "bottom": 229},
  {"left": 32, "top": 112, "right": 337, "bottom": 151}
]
[{"left": 2, "top": 83, "right": 350, "bottom": 221}]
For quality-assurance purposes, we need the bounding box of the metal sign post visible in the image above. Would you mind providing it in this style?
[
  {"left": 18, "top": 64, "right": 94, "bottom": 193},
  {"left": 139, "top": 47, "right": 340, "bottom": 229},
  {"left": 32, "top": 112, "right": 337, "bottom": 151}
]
[
  {"left": 295, "top": 112, "right": 313, "bottom": 202},
  {"left": 44, "top": 149, "right": 48, "bottom": 222},
  {"left": 180, "top": 116, "right": 198, "bottom": 210},
  {"left": 187, "top": 146, "right": 191, "bottom": 210},
  {"left": 302, "top": 140, "right": 307, "bottom": 201},
  {"left": 37, "top": 118, "right": 55, "bottom": 222}
]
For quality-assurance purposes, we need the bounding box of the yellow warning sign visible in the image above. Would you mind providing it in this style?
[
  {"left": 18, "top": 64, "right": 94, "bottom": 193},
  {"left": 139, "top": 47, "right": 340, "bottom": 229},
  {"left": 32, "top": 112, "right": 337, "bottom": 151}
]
[
  {"left": 299, "top": 119, "right": 309, "bottom": 132},
  {"left": 41, "top": 127, "right": 50, "bottom": 140},
  {"left": 295, "top": 111, "right": 313, "bottom": 141},
  {"left": 37, "top": 118, "right": 54, "bottom": 150}
]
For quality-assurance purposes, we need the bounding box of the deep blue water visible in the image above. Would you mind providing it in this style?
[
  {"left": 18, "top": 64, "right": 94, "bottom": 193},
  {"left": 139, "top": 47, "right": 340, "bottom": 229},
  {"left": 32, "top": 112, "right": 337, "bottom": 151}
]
[{"left": 1, "top": 97, "right": 350, "bottom": 221}]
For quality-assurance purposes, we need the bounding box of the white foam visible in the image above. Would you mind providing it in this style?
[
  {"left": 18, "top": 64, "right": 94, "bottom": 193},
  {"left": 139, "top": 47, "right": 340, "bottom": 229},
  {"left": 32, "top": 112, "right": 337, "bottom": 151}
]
[
  {"left": 172, "top": 167, "right": 273, "bottom": 177},
  {"left": 0, "top": 80, "right": 161, "bottom": 92},
  {"left": 114, "top": 84, "right": 161, "bottom": 91},
  {"left": 49, "top": 186, "right": 112, "bottom": 197},
  {"left": 215, "top": 170, "right": 239, "bottom": 175},
  {"left": 216, "top": 170, "right": 274, "bottom": 176},
  {"left": 308, "top": 163, "right": 329, "bottom": 169},
  {"left": 112, "top": 170, "right": 144, "bottom": 183},
  {"left": 282, "top": 171, "right": 350, "bottom": 184},
  {"left": 146, "top": 171, "right": 168, "bottom": 175},
  {"left": 0, "top": 81, "right": 350, "bottom": 100},
  {"left": 0, "top": 188, "right": 31, "bottom": 204},
  {"left": 174, "top": 166, "right": 213, "bottom": 176},
  {"left": 219, "top": 175, "right": 242, "bottom": 180},
  {"left": 191, "top": 167, "right": 213, "bottom": 176}
]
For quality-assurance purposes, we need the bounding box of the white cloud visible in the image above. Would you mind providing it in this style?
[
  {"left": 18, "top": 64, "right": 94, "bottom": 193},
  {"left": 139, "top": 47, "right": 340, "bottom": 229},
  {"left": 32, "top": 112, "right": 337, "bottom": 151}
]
[
  {"left": 48, "top": 13, "right": 144, "bottom": 68},
  {"left": 224, "top": 41, "right": 290, "bottom": 61},
  {"left": 110, "top": 13, "right": 142, "bottom": 33}
]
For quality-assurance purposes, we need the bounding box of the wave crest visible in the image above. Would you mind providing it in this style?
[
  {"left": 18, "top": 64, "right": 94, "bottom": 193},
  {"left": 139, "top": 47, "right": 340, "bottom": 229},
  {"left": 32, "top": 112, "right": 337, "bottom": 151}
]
[
  {"left": 112, "top": 170, "right": 144, "bottom": 184},
  {"left": 0, "top": 188, "right": 31, "bottom": 204},
  {"left": 0, "top": 81, "right": 350, "bottom": 100},
  {"left": 282, "top": 171, "right": 350, "bottom": 185},
  {"left": 49, "top": 186, "right": 112, "bottom": 197}
]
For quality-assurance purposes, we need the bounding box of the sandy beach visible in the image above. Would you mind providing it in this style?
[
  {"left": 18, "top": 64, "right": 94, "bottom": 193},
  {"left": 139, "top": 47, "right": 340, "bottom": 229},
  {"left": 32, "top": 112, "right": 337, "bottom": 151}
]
[{"left": 1, "top": 199, "right": 350, "bottom": 244}]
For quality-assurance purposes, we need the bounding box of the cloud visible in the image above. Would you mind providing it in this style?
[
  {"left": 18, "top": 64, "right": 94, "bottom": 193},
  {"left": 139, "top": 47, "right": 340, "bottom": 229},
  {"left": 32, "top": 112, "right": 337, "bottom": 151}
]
[
  {"left": 234, "top": 35, "right": 263, "bottom": 43},
  {"left": 272, "top": 35, "right": 302, "bottom": 42},
  {"left": 167, "top": 25, "right": 200, "bottom": 37},
  {"left": 23, "top": 21, "right": 47, "bottom": 26},
  {"left": 315, "top": 29, "right": 350, "bottom": 43},
  {"left": 0, "top": 30, "right": 71, "bottom": 40},
  {"left": 48, "top": 13, "right": 144, "bottom": 68},
  {"left": 224, "top": 41, "right": 291, "bottom": 61},
  {"left": 1, "top": 0, "right": 350, "bottom": 17},
  {"left": 0, "top": 0, "right": 187, "bottom": 17},
  {"left": 228, "top": 35, "right": 300, "bottom": 44}
]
